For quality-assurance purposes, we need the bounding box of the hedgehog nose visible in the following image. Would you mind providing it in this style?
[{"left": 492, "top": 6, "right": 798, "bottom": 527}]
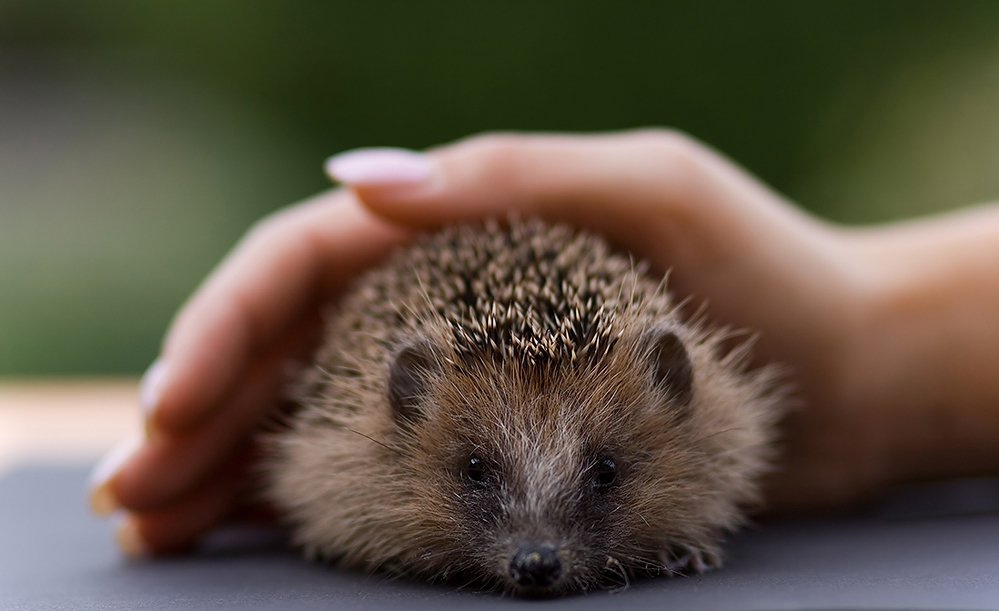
[{"left": 509, "top": 543, "right": 562, "bottom": 587}]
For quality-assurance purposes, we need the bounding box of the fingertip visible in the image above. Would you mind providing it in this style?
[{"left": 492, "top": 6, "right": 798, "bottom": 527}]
[
  {"left": 87, "top": 435, "right": 143, "bottom": 517},
  {"left": 323, "top": 146, "right": 480, "bottom": 230},
  {"left": 89, "top": 480, "right": 119, "bottom": 517},
  {"left": 325, "top": 146, "right": 448, "bottom": 225},
  {"left": 115, "top": 513, "right": 151, "bottom": 559}
]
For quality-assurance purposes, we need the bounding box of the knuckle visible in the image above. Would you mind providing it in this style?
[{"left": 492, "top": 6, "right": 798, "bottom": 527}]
[
  {"left": 448, "top": 131, "right": 539, "bottom": 184},
  {"left": 460, "top": 131, "right": 532, "bottom": 154},
  {"left": 461, "top": 132, "right": 532, "bottom": 165},
  {"left": 624, "top": 128, "right": 704, "bottom": 166}
]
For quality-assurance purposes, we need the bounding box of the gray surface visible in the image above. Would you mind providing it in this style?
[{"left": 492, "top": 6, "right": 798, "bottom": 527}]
[{"left": 4, "top": 468, "right": 999, "bottom": 610}]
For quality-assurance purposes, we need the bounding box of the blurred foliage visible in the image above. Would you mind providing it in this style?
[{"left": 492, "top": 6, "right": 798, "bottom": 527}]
[{"left": 2, "top": 1, "right": 999, "bottom": 374}]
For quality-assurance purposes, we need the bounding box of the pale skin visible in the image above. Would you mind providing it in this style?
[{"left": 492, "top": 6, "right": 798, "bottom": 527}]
[{"left": 88, "top": 129, "right": 999, "bottom": 555}]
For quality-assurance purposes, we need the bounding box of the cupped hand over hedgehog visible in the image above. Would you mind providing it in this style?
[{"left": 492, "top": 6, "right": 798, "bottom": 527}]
[{"left": 90, "top": 131, "right": 999, "bottom": 597}]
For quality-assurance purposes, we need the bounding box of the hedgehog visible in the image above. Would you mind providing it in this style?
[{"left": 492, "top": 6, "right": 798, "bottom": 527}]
[{"left": 261, "top": 217, "right": 785, "bottom": 596}]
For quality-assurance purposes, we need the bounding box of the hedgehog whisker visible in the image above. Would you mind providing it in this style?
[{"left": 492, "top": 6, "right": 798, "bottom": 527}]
[
  {"left": 698, "top": 426, "right": 748, "bottom": 443},
  {"left": 345, "top": 428, "right": 405, "bottom": 457}
]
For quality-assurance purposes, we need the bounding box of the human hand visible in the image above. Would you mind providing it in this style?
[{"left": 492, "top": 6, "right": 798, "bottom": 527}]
[
  {"left": 87, "top": 192, "right": 408, "bottom": 554},
  {"left": 90, "top": 129, "right": 882, "bottom": 555}
]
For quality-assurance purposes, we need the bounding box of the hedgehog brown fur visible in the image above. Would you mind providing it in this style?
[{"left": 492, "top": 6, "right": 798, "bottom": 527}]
[{"left": 261, "top": 217, "right": 785, "bottom": 596}]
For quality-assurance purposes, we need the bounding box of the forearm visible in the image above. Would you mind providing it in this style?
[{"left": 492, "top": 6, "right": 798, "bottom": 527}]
[{"left": 848, "top": 203, "right": 999, "bottom": 485}]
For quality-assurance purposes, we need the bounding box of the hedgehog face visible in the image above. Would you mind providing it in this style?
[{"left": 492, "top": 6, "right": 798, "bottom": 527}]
[{"left": 383, "top": 328, "right": 726, "bottom": 595}]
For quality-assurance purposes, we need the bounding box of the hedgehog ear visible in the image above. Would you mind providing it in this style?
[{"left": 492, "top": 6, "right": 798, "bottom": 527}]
[
  {"left": 646, "top": 328, "right": 694, "bottom": 408},
  {"left": 388, "top": 339, "right": 438, "bottom": 424}
]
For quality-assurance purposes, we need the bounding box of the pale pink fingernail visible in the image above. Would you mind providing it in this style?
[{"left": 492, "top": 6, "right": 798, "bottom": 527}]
[
  {"left": 325, "top": 147, "right": 433, "bottom": 187},
  {"left": 115, "top": 514, "right": 151, "bottom": 559},
  {"left": 140, "top": 358, "right": 167, "bottom": 418},
  {"left": 87, "top": 435, "right": 143, "bottom": 517}
]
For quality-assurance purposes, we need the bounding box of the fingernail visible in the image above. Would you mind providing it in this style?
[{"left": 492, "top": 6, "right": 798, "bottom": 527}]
[
  {"left": 88, "top": 435, "right": 143, "bottom": 517},
  {"left": 325, "top": 147, "right": 433, "bottom": 188},
  {"left": 115, "top": 514, "right": 150, "bottom": 559},
  {"left": 140, "top": 358, "right": 167, "bottom": 419}
]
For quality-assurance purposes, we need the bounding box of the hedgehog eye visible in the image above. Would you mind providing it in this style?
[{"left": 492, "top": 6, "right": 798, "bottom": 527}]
[
  {"left": 593, "top": 457, "right": 617, "bottom": 491},
  {"left": 465, "top": 455, "right": 487, "bottom": 485}
]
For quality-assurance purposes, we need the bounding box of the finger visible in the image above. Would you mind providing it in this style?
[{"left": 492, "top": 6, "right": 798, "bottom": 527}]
[
  {"left": 118, "top": 446, "right": 253, "bottom": 556},
  {"left": 149, "top": 189, "right": 407, "bottom": 433},
  {"left": 330, "top": 130, "right": 818, "bottom": 275},
  {"left": 113, "top": 312, "right": 319, "bottom": 512}
]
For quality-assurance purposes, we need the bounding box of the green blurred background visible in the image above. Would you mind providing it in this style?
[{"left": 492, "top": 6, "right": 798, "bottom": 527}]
[{"left": 3, "top": 1, "right": 999, "bottom": 375}]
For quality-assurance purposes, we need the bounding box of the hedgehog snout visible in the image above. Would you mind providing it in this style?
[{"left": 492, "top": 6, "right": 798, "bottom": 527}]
[{"left": 509, "top": 542, "right": 562, "bottom": 588}]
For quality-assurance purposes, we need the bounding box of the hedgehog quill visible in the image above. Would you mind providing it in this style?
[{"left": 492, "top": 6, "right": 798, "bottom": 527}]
[{"left": 262, "top": 218, "right": 786, "bottom": 596}]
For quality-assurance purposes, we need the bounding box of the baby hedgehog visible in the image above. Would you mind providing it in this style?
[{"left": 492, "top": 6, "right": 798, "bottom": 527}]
[{"left": 262, "top": 218, "right": 784, "bottom": 596}]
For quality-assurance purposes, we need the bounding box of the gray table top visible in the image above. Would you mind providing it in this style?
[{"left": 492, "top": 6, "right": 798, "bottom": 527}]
[{"left": 4, "top": 466, "right": 999, "bottom": 611}]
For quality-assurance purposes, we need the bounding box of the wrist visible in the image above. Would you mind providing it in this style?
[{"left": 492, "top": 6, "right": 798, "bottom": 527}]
[{"left": 845, "top": 215, "right": 999, "bottom": 488}]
